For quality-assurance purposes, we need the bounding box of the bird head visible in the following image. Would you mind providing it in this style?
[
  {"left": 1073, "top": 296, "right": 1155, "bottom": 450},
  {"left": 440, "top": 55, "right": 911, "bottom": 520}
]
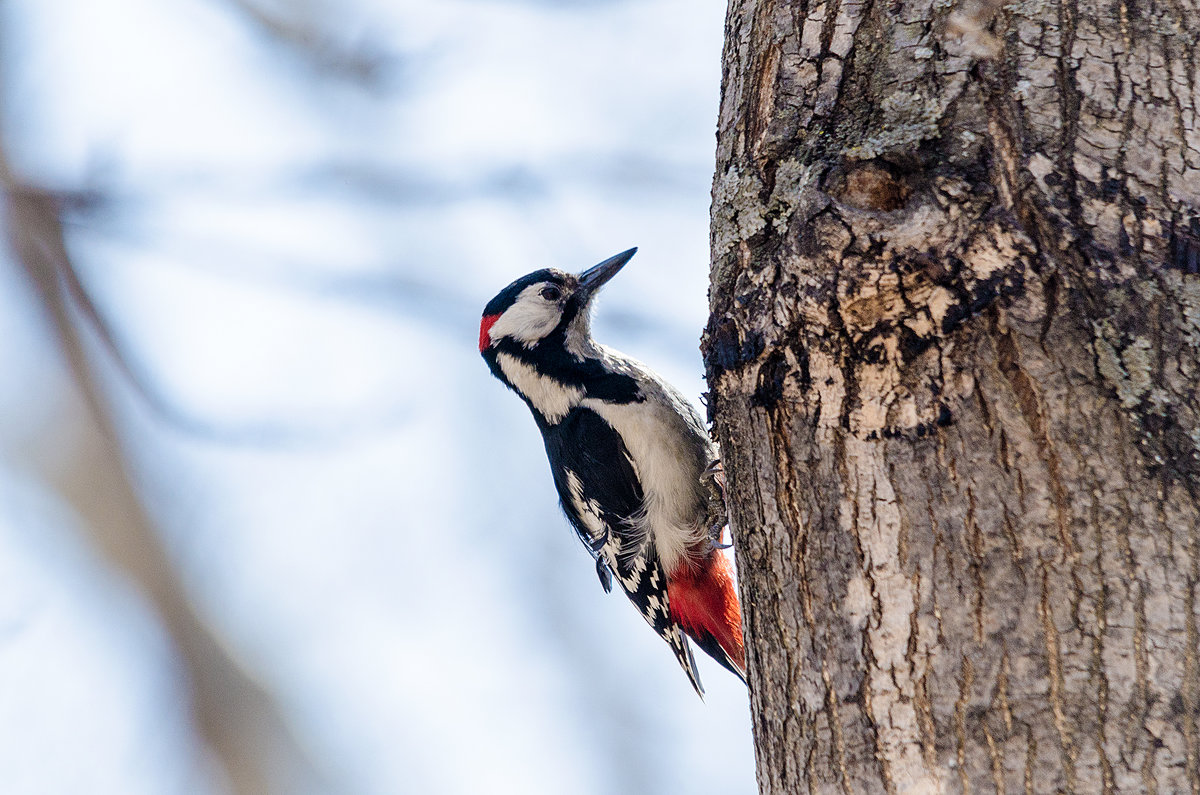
[{"left": 478, "top": 247, "right": 636, "bottom": 358}]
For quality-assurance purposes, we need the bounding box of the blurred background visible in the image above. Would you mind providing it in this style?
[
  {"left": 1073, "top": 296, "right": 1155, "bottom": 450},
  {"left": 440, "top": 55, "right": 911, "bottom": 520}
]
[{"left": 0, "top": 0, "right": 753, "bottom": 792}]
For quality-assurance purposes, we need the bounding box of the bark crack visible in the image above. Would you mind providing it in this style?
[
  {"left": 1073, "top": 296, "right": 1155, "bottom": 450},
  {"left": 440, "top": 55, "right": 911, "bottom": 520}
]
[
  {"left": 1039, "top": 564, "right": 1080, "bottom": 791},
  {"left": 823, "top": 658, "right": 855, "bottom": 795},
  {"left": 996, "top": 326, "right": 1076, "bottom": 557},
  {"left": 955, "top": 654, "right": 975, "bottom": 794}
]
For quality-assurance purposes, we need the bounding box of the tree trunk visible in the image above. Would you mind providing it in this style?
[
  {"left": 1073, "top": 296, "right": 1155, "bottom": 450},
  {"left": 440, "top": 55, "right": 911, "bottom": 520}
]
[{"left": 705, "top": 0, "right": 1200, "bottom": 792}]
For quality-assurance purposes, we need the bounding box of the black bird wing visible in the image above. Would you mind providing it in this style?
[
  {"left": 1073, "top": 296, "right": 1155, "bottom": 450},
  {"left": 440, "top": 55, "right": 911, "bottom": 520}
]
[{"left": 543, "top": 407, "right": 704, "bottom": 695}]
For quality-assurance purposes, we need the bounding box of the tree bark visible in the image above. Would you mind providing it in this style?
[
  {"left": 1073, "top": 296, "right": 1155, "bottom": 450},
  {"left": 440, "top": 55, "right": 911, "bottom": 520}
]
[{"left": 705, "top": 0, "right": 1200, "bottom": 792}]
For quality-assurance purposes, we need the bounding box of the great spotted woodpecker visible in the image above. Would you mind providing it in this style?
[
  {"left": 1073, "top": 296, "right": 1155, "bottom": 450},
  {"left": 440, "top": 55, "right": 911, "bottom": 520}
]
[{"left": 479, "top": 248, "right": 745, "bottom": 695}]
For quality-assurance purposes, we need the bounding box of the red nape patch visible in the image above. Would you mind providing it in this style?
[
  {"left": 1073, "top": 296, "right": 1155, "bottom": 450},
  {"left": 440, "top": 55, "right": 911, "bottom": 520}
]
[
  {"left": 668, "top": 552, "right": 745, "bottom": 673},
  {"left": 479, "top": 314, "right": 500, "bottom": 353}
]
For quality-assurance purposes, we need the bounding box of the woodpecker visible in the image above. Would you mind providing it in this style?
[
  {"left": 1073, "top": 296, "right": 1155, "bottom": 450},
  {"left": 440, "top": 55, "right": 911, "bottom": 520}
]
[{"left": 479, "top": 248, "right": 745, "bottom": 695}]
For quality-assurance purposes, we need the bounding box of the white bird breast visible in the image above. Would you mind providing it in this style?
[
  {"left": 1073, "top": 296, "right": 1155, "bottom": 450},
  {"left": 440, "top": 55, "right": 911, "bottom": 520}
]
[{"left": 582, "top": 389, "right": 710, "bottom": 576}]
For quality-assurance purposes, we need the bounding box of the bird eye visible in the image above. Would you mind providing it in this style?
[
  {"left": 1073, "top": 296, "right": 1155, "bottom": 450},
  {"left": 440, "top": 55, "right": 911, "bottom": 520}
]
[{"left": 540, "top": 285, "right": 562, "bottom": 302}]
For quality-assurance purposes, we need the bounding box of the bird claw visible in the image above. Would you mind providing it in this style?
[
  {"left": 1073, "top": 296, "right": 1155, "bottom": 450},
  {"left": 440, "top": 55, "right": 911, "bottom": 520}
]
[{"left": 596, "top": 557, "right": 613, "bottom": 593}]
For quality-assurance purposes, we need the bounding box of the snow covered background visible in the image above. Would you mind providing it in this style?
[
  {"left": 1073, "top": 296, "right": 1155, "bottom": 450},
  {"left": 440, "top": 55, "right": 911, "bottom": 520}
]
[{"left": 0, "top": 1, "right": 754, "bottom": 793}]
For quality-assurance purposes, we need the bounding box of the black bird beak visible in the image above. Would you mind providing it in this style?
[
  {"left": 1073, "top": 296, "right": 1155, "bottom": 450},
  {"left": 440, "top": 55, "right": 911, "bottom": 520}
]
[{"left": 577, "top": 247, "right": 636, "bottom": 300}]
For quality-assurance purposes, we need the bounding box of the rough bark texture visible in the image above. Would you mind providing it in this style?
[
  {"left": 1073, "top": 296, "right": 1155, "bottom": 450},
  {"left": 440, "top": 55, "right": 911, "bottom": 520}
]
[{"left": 704, "top": 0, "right": 1200, "bottom": 792}]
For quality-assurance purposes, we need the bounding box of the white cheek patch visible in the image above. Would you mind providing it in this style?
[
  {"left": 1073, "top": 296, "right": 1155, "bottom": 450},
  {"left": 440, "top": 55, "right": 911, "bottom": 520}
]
[
  {"left": 488, "top": 285, "right": 561, "bottom": 347},
  {"left": 496, "top": 352, "right": 582, "bottom": 423}
]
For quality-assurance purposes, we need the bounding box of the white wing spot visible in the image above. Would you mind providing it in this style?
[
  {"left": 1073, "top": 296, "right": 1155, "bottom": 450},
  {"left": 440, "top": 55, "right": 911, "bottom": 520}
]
[{"left": 565, "top": 468, "right": 608, "bottom": 544}]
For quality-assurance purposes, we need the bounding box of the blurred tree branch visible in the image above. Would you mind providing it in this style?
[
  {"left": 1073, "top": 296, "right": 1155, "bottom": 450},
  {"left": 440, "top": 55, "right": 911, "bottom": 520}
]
[
  {"left": 216, "top": 0, "right": 397, "bottom": 90},
  {"left": 3, "top": 182, "right": 413, "bottom": 444},
  {"left": 0, "top": 153, "right": 324, "bottom": 795}
]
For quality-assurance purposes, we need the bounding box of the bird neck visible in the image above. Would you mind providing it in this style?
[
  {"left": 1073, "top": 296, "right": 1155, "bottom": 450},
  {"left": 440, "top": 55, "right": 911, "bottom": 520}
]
[{"left": 486, "top": 338, "right": 644, "bottom": 425}]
